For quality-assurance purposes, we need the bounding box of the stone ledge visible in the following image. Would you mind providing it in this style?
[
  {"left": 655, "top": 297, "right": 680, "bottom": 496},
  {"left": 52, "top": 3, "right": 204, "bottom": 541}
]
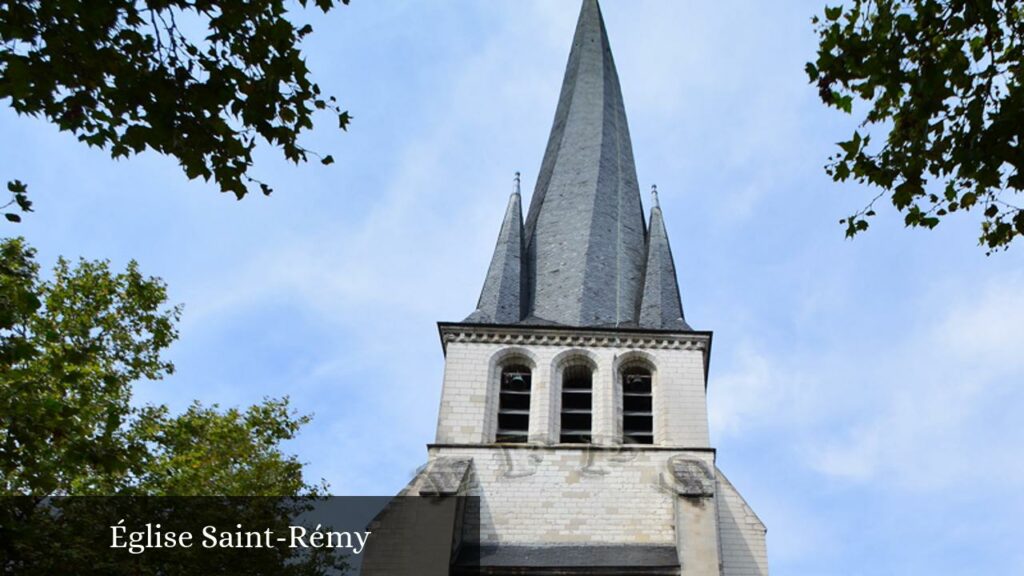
[
  {"left": 438, "top": 322, "right": 711, "bottom": 353},
  {"left": 429, "top": 443, "right": 715, "bottom": 453}
]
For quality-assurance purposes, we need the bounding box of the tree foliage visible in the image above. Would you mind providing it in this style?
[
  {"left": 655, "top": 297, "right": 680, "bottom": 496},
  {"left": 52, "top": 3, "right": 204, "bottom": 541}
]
[
  {"left": 808, "top": 0, "right": 1024, "bottom": 252},
  {"left": 0, "top": 237, "right": 321, "bottom": 496},
  {"left": 2, "top": 180, "right": 32, "bottom": 223},
  {"left": 134, "top": 400, "right": 320, "bottom": 496},
  {"left": 0, "top": 0, "right": 351, "bottom": 211}
]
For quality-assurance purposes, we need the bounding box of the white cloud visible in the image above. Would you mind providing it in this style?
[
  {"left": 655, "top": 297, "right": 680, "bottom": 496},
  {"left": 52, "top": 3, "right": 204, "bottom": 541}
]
[
  {"left": 709, "top": 345, "right": 795, "bottom": 437},
  {"left": 933, "top": 272, "right": 1024, "bottom": 373},
  {"left": 711, "top": 271, "right": 1024, "bottom": 493}
]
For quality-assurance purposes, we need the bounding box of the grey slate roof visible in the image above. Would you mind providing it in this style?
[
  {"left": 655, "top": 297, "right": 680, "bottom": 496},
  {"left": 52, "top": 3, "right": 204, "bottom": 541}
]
[
  {"left": 639, "top": 192, "right": 691, "bottom": 330},
  {"left": 464, "top": 0, "right": 691, "bottom": 332},
  {"left": 466, "top": 185, "right": 524, "bottom": 324},
  {"left": 523, "top": 0, "right": 645, "bottom": 329}
]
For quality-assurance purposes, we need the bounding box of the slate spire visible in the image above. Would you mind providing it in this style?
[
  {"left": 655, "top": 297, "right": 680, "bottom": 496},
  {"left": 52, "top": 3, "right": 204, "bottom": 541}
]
[
  {"left": 639, "top": 186, "right": 690, "bottom": 330},
  {"left": 465, "top": 173, "right": 524, "bottom": 324},
  {"left": 522, "top": 0, "right": 646, "bottom": 327},
  {"left": 463, "top": 0, "right": 693, "bottom": 332}
]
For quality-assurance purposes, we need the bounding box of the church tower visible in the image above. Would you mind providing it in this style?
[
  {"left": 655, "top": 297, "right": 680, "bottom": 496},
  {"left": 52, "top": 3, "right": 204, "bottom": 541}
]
[{"left": 391, "top": 1, "right": 769, "bottom": 574}]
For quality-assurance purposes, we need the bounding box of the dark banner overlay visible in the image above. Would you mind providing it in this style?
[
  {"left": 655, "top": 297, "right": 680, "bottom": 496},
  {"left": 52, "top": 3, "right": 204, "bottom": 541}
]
[{"left": 0, "top": 496, "right": 481, "bottom": 575}]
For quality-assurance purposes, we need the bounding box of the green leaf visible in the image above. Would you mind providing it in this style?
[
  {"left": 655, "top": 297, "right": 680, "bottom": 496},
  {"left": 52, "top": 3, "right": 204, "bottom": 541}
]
[
  {"left": 892, "top": 181, "right": 922, "bottom": 208},
  {"left": 5, "top": 213, "right": 22, "bottom": 223},
  {"left": 831, "top": 93, "right": 854, "bottom": 113},
  {"left": 14, "top": 193, "right": 33, "bottom": 212},
  {"left": 321, "top": 155, "right": 334, "bottom": 165},
  {"left": 970, "top": 36, "right": 985, "bottom": 61}
]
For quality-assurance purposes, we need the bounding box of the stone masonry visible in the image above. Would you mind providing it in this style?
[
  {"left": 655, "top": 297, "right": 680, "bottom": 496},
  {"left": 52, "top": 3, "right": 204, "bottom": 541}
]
[{"left": 376, "top": 1, "right": 770, "bottom": 573}]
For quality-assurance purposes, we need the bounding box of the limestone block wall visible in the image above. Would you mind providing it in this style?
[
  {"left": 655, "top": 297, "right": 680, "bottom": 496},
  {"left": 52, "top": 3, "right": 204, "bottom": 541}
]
[
  {"left": 717, "top": 470, "right": 769, "bottom": 576},
  {"left": 434, "top": 332, "right": 710, "bottom": 448},
  {"left": 429, "top": 445, "right": 715, "bottom": 546}
]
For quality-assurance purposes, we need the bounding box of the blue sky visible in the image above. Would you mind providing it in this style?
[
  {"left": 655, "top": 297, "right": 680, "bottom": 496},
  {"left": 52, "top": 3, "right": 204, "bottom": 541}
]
[{"left": 3, "top": 1, "right": 1023, "bottom": 574}]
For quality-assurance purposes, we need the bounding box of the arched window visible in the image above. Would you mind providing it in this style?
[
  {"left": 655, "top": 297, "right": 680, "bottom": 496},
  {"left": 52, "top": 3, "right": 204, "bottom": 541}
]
[
  {"left": 496, "top": 364, "right": 531, "bottom": 443},
  {"left": 622, "top": 366, "right": 653, "bottom": 444},
  {"left": 560, "top": 364, "right": 593, "bottom": 444}
]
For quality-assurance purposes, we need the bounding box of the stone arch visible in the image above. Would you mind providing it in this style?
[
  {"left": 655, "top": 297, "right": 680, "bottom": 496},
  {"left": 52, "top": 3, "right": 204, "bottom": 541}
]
[
  {"left": 485, "top": 348, "right": 538, "bottom": 443},
  {"left": 613, "top": 349, "right": 658, "bottom": 373},
  {"left": 550, "top": 348, "right": 599, "bottom": 372},
  {"left": 489, "top": 346, "right": 539, "bottom": 371},
  {"left": 549, "top": 349, "right": 600, "bottom": 444},
  {"left": 614, "top": 351, "right": 658, "bottom": 445}
]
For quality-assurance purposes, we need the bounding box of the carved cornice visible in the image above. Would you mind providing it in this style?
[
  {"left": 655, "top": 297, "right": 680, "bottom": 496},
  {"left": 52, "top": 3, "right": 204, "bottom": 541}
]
[{"left": 437, "top": 322, "right": 711, "bottom": 353}]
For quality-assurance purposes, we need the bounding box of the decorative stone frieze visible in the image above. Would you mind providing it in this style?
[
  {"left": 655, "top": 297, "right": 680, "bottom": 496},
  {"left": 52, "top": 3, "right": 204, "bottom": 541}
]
[
  {"left": 665, "top": 456, "right": 716, "bottom": 497},
  {"left": 439, "top": 323, "right": 710, "bottom": 355}
]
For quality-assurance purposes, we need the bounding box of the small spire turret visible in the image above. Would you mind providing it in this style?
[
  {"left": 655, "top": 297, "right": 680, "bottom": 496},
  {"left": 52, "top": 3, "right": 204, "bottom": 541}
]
[
  {"left": 464, "top": 173, "right": 525, "bottom": 324},
  {"left": 639, "top": 187, "right": 690, "bottom": 330}
]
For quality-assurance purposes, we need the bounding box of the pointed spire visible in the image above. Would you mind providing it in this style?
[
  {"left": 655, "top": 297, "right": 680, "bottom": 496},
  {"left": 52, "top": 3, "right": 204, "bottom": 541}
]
[
  {"left": 639, "top": 191, "right": 690, "bottom": 330},
  {"left": 461, "top": 1, "right": 692, "bottom": 331},
  {"left": 465, "top": 173, "right": 525, "bottom": 324},
  {"left": 522, "top": 0, "right": 646, "bottom": 327}
]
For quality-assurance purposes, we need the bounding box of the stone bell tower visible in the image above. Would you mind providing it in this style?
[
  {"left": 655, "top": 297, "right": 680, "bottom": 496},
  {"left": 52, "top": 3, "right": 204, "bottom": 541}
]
[{"left": 392, "top": 1, "right": 769, "bottom": 574}]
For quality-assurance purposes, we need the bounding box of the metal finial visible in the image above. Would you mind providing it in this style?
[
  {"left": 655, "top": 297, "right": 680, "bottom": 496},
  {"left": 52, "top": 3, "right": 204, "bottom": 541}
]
[
  {"left": 513, "top": 171, "right": 521, "bottom": 196},
  {"left": 650, "top": 184, "right": 660, "bottom": 208}
]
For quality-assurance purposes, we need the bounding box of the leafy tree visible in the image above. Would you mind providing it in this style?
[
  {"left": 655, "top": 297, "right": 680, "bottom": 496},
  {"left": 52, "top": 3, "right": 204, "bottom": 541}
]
[
  {"left": 134, "top": 400, "right": 322, "bottom": 496},
  {"left": 0, "top": 0, "right": 352, "bottom": 220},
  {"left": 808, "top": 0, "right": 1024, "bottom": 252},
  {"left": 0, "top": 237, "right": 321, "bottom": 496}
]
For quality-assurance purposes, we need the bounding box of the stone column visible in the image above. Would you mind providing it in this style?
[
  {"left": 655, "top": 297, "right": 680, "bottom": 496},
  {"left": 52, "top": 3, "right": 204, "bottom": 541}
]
[{"left": 666, "top": 456, "right": 722, "bottom": 574}]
